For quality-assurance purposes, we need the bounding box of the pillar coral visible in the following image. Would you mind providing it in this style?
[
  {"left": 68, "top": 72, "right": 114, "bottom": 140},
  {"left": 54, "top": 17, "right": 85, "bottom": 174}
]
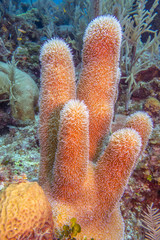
[
  {"left": 39, "top": 39, "right": 76, "bottom": 189},
  {"left": 38, "top": 16, "right": 153, "bottom": 240},
  {"left": 0, "top": 16, "right": 153, "bottom": 240},
  {"left": 77, "top": 16, "right": 122, "bottom": 161}
]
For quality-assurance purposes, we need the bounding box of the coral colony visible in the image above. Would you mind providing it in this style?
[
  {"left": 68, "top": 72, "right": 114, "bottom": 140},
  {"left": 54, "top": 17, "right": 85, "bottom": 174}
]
[{"left": 0, "top": 16, "right": 152, "bottom": 240}]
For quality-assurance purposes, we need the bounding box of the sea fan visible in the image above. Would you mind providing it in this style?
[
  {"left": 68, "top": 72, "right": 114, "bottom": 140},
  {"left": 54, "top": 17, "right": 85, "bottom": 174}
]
[{"left": 141, "top": 203, "right": 160, "bottom": 240}]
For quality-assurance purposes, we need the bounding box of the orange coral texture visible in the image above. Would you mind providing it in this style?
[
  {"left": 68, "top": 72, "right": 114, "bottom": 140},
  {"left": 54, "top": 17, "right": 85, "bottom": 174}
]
[
  {"left": 0, "top": 182, "right": 54, "bottom": 240},
  {"left": 38, "top": 16, "right": 152, "bottom": 240}
]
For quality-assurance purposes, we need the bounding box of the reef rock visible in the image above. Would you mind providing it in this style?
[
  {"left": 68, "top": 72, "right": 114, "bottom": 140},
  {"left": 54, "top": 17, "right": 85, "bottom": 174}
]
[{"left": 0, "top": 61, "right": 39, "bottom": 124}]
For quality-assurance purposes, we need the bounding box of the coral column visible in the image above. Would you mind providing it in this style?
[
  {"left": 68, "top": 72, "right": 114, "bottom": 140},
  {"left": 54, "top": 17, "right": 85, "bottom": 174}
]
[
  {"left": 39, "top": 39, "right": 76, "bottom": 188},
  {"left": 53, "top": 100, "right": 89, "bottom": 201},
  {"left": 95, "top": 128, "right": 142, "bottom": 217},
  {"left": 77, "top": 16, "right": 122, "bottom": 162}
]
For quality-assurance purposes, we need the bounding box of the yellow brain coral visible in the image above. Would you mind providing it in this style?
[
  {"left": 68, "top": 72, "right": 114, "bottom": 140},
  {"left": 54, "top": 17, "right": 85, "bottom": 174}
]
[{"left": 0, "top": 182, "right": 54, "bottom": 240}]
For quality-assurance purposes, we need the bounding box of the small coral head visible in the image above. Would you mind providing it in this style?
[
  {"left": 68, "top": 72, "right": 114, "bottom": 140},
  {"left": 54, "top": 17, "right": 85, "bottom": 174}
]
[{"left": 0, "top": 182, "right": 54, "bottom": 240}]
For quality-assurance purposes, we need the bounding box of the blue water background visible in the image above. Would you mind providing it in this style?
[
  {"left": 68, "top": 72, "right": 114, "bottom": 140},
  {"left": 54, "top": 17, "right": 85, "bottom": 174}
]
[{"left": 23, "top": 0, "right": 63, "bottom": 4}]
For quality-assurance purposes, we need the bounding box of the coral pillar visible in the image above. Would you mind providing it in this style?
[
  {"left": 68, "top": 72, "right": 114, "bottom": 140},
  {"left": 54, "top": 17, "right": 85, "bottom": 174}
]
[
  {"left": 39, "top": 39, "right": 76, "bottom": 188},
  {"left": 77, "top": 16, "right": 122, "bottom": 161},
  {"left": 95, "top": 128, "right": 141, "bottom": 217},
  {"left": 53, "top": 100, "right": 89, "bottom": 201}
]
